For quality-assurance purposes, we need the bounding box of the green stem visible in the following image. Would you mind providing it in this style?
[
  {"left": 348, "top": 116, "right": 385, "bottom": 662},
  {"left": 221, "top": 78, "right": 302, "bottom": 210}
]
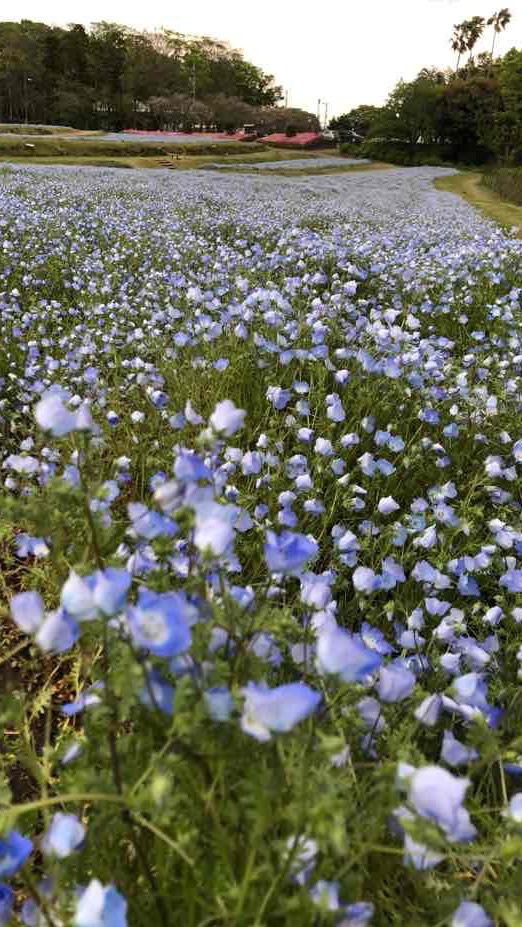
[{"left": 21, "top": 868, "right": 59, "bottom": 927}]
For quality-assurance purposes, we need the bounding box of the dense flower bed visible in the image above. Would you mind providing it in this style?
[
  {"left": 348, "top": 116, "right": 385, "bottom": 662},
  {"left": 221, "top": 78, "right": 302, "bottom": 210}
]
[{"left": 1, "top": 162, "right": 522, "bottom": 925}]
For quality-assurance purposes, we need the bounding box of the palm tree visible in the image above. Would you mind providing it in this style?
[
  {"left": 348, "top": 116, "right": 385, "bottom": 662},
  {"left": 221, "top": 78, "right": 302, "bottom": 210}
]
[
  {"left": 451, "top": 22, "right": 469, "bottom": 74},
  {"left": 465, "top": 16, "right": 486, "bottom": 67},
  {"left": 487, "top": 8, "right": 512, "bottom": 61}
]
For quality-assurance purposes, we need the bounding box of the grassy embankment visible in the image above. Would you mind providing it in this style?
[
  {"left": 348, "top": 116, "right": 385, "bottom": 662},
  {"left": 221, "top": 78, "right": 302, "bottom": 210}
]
[
  {"left": 0, "top": 123, "right": 91, "bottom": 135},
  {"left": 203, "top": 160, "right": 395, "bottom": 176},
  {"left": 0, "top": 133, "right": 396, "bottom": 172},
  {"left": 434, "top": 171, "right": 522, "bottom": 235},
  {"left": 0, "top": 135, "right": 269, "bottom": 168}
]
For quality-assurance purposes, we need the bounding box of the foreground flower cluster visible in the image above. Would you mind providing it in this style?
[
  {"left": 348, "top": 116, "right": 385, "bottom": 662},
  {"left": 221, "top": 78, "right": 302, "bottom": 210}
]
[{"left": 1, "top": 162, "right": 522, "bottom": 924}]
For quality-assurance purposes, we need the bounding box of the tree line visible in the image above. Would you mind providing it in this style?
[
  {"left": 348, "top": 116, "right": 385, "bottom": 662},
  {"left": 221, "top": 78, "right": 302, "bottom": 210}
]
[
  {"left": 332, "top": 8, "right": 522, "bottom": 165},
  {"left": 0, "top": 20, "right": 318, "bottom": 133}
]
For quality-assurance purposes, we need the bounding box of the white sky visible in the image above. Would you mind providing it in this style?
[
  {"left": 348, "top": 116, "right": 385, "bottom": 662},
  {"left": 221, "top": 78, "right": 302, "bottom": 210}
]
[{"left": 5, "top": 0, "right": 522, "bottom": 116}]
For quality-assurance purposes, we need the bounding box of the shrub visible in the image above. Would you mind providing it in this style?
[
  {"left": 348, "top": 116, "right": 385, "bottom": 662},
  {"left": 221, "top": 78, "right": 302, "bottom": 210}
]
[{"left": 482, "top": 167, "right": 522, "bottom": 205}]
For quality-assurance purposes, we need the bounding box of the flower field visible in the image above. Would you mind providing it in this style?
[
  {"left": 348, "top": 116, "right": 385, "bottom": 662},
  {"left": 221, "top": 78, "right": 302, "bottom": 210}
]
[{"left": 2, "top": 161, "right": 522, "bottom": 926}]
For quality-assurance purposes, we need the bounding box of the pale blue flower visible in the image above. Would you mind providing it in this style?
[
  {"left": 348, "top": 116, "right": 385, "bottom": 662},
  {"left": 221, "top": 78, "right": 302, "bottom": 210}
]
[
  {"left": 265, "top": 530, "right": 318, "bottom": 576},
  {"left": 0, "top": 885, "right": 13, "bottom": 926},
  {"left": 35, "top": 390, "right": 79, "bottom": 436},
  {"left": 74, "top": 880, "right": 127, "bottom": 927},
  {"left": 317, "top": 625, "right": 383, "bottom": 682},
  {"left": 210, "top": 400, "right": 246, "bottom": 436},
  {"left": 441, "top": 731, "right": 479, "bottom": 768},
  {"left": 10, "top": 591, "right": 45, "bottom": 633},
  {"left": 408, "top": 766, "right": 475, "bottom": 841},
  {"left": 452, "top": 901, "right": 492, "bottom": 927},
  {"left": 204, "top": 687, "right": 234, "bottom": 721},
  {"left": 378, "top": 662, "right": 416, "bottom": 702},
  {"left": 0, "top": 831, "right": 32, "bottom": 878},
  {"left": 42, "top": 813, "right": 85, "bottom": 858},
  {"left": 503, "top": 792, "right": 522, "bottom": 825},
  {"left": 128, "top": 589, "right": 191, "bottom": 657},
  {"left": 240, "top": 682, "right": 321, "bottom": 741},
  {"left": 353, "top": 567, "right": 380, "bottom": 595}
]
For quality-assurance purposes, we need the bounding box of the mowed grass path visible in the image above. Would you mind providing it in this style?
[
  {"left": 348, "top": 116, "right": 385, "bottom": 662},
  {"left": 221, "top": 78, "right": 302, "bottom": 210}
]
[{"left": 435, "top": 171, "right": 522, "bottom": 236}]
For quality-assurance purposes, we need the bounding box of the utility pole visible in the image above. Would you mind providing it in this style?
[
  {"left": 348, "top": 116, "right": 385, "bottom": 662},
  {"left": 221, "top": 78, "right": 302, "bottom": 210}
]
[
  {"left": 323, "top": 101, "right": 328, "bottom": 129},
  {"left": 284, "top": 89, "right": 288, "bottom": 108},
  {"left": 317, "top": 98, "right": 322, "bottom": 122}
]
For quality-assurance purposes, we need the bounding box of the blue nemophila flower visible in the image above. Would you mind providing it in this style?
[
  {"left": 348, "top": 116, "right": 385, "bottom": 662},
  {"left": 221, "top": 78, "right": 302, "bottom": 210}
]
[
  {"left": 35, "top": 389, "right": 81, "bottom": 436},
  {"left": 441, "top": 731, "right": 479, "bottom": 768},
  {"left": 0, "top": 885, "right": 13, "bottom": 926},
  {"left": 209, "top": 399, "right": 246, "bottom": 436},
  {"left": 266, "top": 386, "right": 291, "bottom": 410},
  {"left": 378, "top": 662, "right": 416, "bottom": 702},
  {"left": 127, "top": 589, "right": 191, "bottom": 658},
  {"left": 414, "top": 694, "right": 442, "bottom": 727},
  {"left": 378, "top": 496, "right": 400, "bottom": 515},
  {"left": 287, "top": 836, "right": 318, "bottom": 886},
  {"left": 265, "top": 530, "right": 318, "bottom": 576},
  {"left": 503, "top": 793, "right": 522, "bottom": 825},
  {"left": 74, "top": 879, "right": 127, "bottom": 927},
  {"left": 128, "top": 503, "right": 178, "bottom": 541},
  {"left": 12, "top": 592, "right": 80, "bottom": 654},
  {"left": 61, "top": 572, "right": 97, "bottom": 621},
  {"left": 204, "top": 687, "right": 234, "bottom": 721},
  {"left": 500, "top": 568, "right": 522, "bottom": 593},
  {"left": 310, "top": 880, "right": 340, "bottom": 910},
  {"left": 339, "top": 902, "right": 374, "bottom": 926},
  {"left": 174, "top": 450, "right": 211, "bottom": 483},
  {"left": 407, "top": 766, "right": 476, "bottom": 842},
  {"left": 193, "top": 499, "right": 237, "bottom": 556},
  {"left": 451, "top": 901, "right": 493, "bottom": 927},
  {"left": 15, "top": 534, "right": 50, "bottom": 558},
  {"left": 0, "top": 831, "right": 32, "bottom": 878},
  {"left": 352, "top": 566, "right": 380, "bottom": 595},
  {"left": 317, "top": 625, "right": 383, "bottom": 683},
  {"left": 300, "top": 571, "right": 334, "bottom": 609},
  {"left": 37, "top": 609, "right": 80, "bottom": 653},
  {"left": 42, "top": 813, "right": 85, "bottom": 858},
  {"left": 93, "top": 569, "right": 132, "bottom": 616},
  {"left": 139, "top": 669, "right": 175, "bottom": 715},
  {"left": 240, "top": 682, "right": 321, "bottom": 741},
  {"left": 62, "top": 682, "right": 104, "bottom": 717},
  {"left": 10, "top": 590, "right": 45, "bottom": 633}
]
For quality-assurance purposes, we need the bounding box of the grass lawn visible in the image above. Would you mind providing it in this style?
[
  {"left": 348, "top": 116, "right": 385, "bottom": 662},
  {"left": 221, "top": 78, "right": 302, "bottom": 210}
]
[
  {"left": 0, "top": 145, "right": 353, "bottom": 172},
  {"left": 434, "top": 171, "right": 522, "bottom": 235},
  {"left": 204, "top": 161, "right": 396, "bottom": 177}
]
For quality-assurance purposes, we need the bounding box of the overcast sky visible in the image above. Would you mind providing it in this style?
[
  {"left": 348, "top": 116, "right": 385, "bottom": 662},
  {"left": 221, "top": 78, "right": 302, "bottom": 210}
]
[{"left": 4, "top": 0, "right": 522, "bottom": 116}]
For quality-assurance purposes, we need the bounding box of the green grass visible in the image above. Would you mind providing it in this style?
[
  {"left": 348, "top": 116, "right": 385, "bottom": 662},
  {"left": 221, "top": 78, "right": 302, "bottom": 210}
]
[
  {"left": 0, "top": 123, "right": 85, "bottom": 136},
  {"left": 0, "top": 135, "right": 268, "bottom": 159},
  {"left": 0, "top": 145, "right": 346, "bottom": 172},
  {"left": 434, "top": 172, "right": 522, "bottom": 235},
  {"left": 204, "top": 161, "right": 396, "bottom": 177}
]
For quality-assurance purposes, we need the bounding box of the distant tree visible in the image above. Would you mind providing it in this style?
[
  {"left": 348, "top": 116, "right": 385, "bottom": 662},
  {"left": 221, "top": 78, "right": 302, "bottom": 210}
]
[
  {"left": 438, "top": 75, "right": 502, "bottom": 160},
  {"left": 487, "top": 8, "right": 512, "bottom": 61},
  {"left": 263, "top": 107, "right": 319, "bottom": 133},
  {"left": 329, "top": 105, "right": 381, "bottom": 141},
  {"left": 0, "top": 19, "right": 283, "bottom": 129},
  {"left": 451, "top": 22, "right": 470, "bottom": 73},
  {"left": 464, "top": 17, "right": 487, "bottom": 67},
  {"left": 205, "top": 94, "right": 254, "bottom": 131},
  {"left": 371, "top": 75, "right": 445, "bottom": 145}
]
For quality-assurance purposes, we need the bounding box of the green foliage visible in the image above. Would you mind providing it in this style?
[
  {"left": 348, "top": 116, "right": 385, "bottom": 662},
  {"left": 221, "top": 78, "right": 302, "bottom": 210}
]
[
  {"left": 0, "top": 19, "right": 283, "bottom": 131},
  {"left": 329, "top": 106, "right": 382, "bottom": 143},
  {"left": 482, "top": 166, "right": 522, "bottom": 204},
  {"left": 358, "top": 139, "right": 454, "bottom": 167}
]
